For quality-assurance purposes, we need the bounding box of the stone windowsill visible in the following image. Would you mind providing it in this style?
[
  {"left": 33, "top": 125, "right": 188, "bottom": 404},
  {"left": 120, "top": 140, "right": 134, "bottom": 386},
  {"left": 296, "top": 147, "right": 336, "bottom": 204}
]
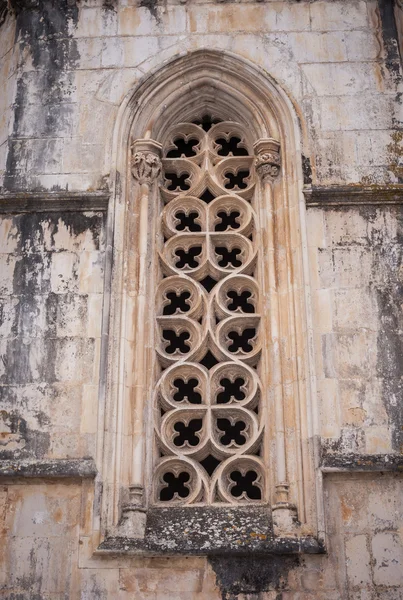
[{"left": 97, "top": 506, "right": 325, "bottom": 556}]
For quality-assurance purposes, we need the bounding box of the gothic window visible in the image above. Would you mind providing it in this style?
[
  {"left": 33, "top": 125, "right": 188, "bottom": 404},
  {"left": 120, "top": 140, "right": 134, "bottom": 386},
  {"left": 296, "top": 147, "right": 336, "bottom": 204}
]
[
  {"left": 99, "top": 52, "right": 321, "bottom": 550},
  {"left": 154, "top": 116, "right": 268, "bottom": 505}
]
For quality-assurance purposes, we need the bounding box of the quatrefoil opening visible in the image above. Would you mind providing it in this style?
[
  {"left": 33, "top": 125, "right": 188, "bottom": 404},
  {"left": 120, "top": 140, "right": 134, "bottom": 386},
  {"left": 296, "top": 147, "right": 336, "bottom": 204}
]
[
  {"left": 217, "top": 418, "right": 247, "bottom": 446},
  {"left": 175, "top": 211, "right": 202, "bottom": 232},
  {"left": 215, "top": 246, "right": 242, "bottom": 268},
  {"left": 230, "top": 470, "right": 261, "bottom": 500},
  {"left": 217, "top": 377, "right": 246, "bottom": 403},
  {"left": 163, "top": 291, "right": 191, "bottom": 315},
  {"left": 173, "top": 418, "right": 203, "bottom": 447},
  {"left": 175, "top": 246, "right": 202, "bottom": 269},
  {"left": 165, "top": 172, "right": 191, "bottom": 192},
  {"left": 224, "top": 170, "right": 250, "bottom": 190},
  {"left": 215, "top": 210, "right": 241, "bottom": 231},
  {"left": 162, "top": 329, "right": 191, "bottom": 354},
  {"left": 166, "top": 137, "right": 200, "bottom": 158},
  {"left": 160, "top": 471, "right": 190, "bottom": 501},
  {"left": 227, "top": 328, "right": 256, "bottom": 353},
  {"left": 173, "top": 377, "right": 202, "bottom": 404}
]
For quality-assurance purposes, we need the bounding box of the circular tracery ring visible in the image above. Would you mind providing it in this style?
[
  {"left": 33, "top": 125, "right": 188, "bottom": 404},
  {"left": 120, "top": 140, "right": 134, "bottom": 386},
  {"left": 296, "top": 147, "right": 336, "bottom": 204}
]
[{"left": 154, "top": 117, "right": 266, "bottom": 505}]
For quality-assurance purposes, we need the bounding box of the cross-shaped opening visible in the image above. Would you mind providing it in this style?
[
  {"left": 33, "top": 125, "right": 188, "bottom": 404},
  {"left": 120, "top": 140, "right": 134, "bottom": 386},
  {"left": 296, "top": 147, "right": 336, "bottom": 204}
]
[
  {"left": 173, "top": 419, "right": 203, "bottom": 447},
  {"left": 214, "top": 210, "right": 241, "bottom": 231},
  {"left": 217, "top": 418, "right": 246, "bottom": 446},
  {"left": 224, "top": 170, "right": 249, "bottom": 190},
  {"left": 215, "top": 136, "right": 248, "bottom": 157},
  {"left": 227, "top": 328, "right": 256, "bottom": 353},
  {"left": 162, "top": 329, "right": 191, "bottom": 354},
  {"left": 215, "top": 247, "right": 242, "bottom": 268},
  {"left": 230, "top": 470, "right": 261, "bottom": 500},
  {"left": 216, "top": 377, "right": 246, "bottom": 403},
  {"left": 165, "top": 172, "right": 191, "bottom": 191},
  {"left": 173, "top": 378, "right": 202, "bottom": 404},
  {"left": 166, "top": 137, "right": 199, "bottom": 158},
  {"left": 163, "top": 291, "right": 191, "bottom": 315},
  {"left": 160, "top": 472, "right": 190, "bottom": 501},
  {"left": 175, "top": 211, "right": 202, "bottom": 232},
  {"left": 175, "top": 246, "right": 202, "bottom": 269},
  {"left": 227, "top": 290, "right": 255, "bottom": 313}
]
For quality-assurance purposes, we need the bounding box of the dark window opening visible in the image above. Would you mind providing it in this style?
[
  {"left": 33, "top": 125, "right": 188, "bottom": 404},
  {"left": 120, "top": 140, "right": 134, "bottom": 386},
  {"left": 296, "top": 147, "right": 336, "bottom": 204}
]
[
  {"left": 215, "top": 136, "right": 248, "bottom": 157},
  {"left": 173, "top": 378, "right": 202, "bottom": 404},
  {"left": 215, "top": 246, "right": 242, "bottom": 268},
  {"left": 160, "top": 472, "right": 190, "bottom": 501},
  {"left": 215, "top": 210, "right": 241, "bottom": 231},
  {"left": 217, "top": 377, "right": 246, "bottom": 403},
  {"left": 230, "top": 470, "right": 261, "bottom": 500},
  {"left": 174, "top": 418, "right": 203, "bottom": 447},
  {"left": 193, "top": 114, "right": 222, "bottom": 131},
  {"left": 166, "top": 137, "right": 199, "bottom": 158},
  {"left": 175, "top": 211, "right": 201, "bottom": 232},
  {"left": 162, "top": 329, "right": 191, "bottom": 354},
  {"left": 227, "top": 328, "right": 256, "bottom": 353},
  {"left": 217, "top": 418, "right": 246, "bottom": 446},
  {"left": 165, "top": 172, "right": 191, "bottom": 191},
  {"left": 200, "top": 351, "right": 219, "bottom": 370},
  {"left": 227, "top": 290, "right": 255, "bottom": 313},
  {"left": 200, "top": 276, "right": 217, "bottom": 292},
  {"left": 200, "top": 189, "right": 216, "bottom": 203},
  {"left": 175, "top": 246, "right": 202, "bottom": 269},
  {"left": 163, "top": 291, "right": 191, "bottom": 315},
  {"left": 224, "top": 170, "right": 249, "bottom": 190},
  {"left": 200, "top": 454, "right": 221, "bottom": 476}
]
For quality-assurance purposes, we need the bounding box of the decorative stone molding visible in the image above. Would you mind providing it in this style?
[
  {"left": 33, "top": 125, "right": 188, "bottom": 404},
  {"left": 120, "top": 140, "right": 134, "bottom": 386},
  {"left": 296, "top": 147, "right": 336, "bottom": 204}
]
[
  {"left": 131, "top": 139, "right": 162, "bottom": 186},
  {"left": 0, "top": 191, "right": 109, "bottom": 213},
  {"left": 304, "top": 184, "right": 403, "bottom": 207},
  {"left": 153, "top": 118, "right": 265, "bottom": 506},
  {"left": 0, "top": 458, "right": 97, "bottom": 479},
  {"left": 253, "top": 138, "right": 281, "bottom": 181}
]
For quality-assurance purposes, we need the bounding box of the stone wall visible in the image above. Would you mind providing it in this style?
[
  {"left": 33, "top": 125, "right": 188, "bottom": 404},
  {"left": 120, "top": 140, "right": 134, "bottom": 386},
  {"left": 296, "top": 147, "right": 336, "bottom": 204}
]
[
  {"left": 0, "top": 0, "right": 402, "bottom": 598},
  {"left": 0, "top": 474, "right": 402, "bottom": 597},
  {"left": 1, "top": 0, "right": 402, "bottom": 191}
]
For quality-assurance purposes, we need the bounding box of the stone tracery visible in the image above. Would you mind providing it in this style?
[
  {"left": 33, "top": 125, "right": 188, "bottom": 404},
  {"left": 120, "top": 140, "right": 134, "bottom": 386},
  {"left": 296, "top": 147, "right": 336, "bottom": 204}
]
[{"left": 153, "top": 117, "right": 270, "bottom": 505}]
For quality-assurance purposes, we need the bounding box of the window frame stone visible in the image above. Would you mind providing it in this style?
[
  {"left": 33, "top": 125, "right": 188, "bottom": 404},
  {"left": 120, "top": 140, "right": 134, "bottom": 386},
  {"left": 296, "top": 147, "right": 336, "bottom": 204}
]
[{"left": 96, "top": 50, "right": 323, "bottom": 553}]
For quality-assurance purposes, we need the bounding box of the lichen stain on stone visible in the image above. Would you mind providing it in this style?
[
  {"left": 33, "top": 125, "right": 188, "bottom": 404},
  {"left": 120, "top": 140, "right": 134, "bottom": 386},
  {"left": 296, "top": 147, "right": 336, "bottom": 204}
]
[
  {"left": 209, "top": 555, "right": 299, "bottom": 600},
  {"left": 387, "top": 131, "right": 403, "bottom": 182}
]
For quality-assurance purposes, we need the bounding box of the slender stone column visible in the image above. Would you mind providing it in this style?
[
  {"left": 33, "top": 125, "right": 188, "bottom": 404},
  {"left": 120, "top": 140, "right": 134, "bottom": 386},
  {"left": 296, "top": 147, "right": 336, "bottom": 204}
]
[
  {"left": 120, "top": 138, "right": 162, "bottom": 537},
  {"left": 253, "top": 138, "right": 297, "bottom": 533}
]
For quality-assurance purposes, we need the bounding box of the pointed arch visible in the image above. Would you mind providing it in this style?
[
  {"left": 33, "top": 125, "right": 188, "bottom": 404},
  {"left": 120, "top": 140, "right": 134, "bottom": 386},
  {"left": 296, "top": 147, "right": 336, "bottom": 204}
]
[{"left": 97, "top": 50, "right": 323, "bottom": 548}]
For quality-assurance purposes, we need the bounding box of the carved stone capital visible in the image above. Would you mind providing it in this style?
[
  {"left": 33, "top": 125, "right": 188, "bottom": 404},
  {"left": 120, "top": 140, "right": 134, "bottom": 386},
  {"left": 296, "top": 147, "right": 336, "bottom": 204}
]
[
  {"left": 131, "top": 139, "right": 162, "bottom": 185},
  {"left": 253, "top": 138, "right": 281, "bottom": 181}
]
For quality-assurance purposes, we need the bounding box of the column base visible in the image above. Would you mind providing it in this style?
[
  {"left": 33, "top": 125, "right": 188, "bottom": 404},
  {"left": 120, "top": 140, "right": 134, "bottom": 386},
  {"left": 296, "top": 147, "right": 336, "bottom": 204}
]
[
  {"left": 116, "top": 484, "right": 147, "bottom": 538},
  {"left": 118, "top": 506, "right": 147, "bottom": 538},
  {"left": 272, "top": 502, "right": 298, "bottom": 536}
]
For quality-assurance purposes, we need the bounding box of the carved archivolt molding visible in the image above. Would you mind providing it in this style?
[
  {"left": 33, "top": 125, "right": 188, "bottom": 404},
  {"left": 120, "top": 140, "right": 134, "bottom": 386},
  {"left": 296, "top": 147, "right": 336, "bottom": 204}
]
[
  {"left": 101, "top": 51, "right": 320, "bottom": 542},
  {"left": 153, "top": 118, "right": 274, "bottom": 505},
  {"left": 131, "top": 139, "right": 162, "bottom": 185},
  {"left": 253, "top": 139, "right": 281, "bottom": 181}
]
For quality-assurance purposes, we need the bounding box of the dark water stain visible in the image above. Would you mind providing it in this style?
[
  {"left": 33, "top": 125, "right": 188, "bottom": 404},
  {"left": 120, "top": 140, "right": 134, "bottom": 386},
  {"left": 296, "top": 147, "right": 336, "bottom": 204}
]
[
  {"left": 140, "top": 0, "right": 160, "bottom": 22},
  {"left": 378, "top": 0, "right": 402, "bottom": 84},
  {"left": 4, "top": 0, "right": 79, "bottom": 190},
  {"left": 209, "top": 555, "right": 299, "bottom": 600}
]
